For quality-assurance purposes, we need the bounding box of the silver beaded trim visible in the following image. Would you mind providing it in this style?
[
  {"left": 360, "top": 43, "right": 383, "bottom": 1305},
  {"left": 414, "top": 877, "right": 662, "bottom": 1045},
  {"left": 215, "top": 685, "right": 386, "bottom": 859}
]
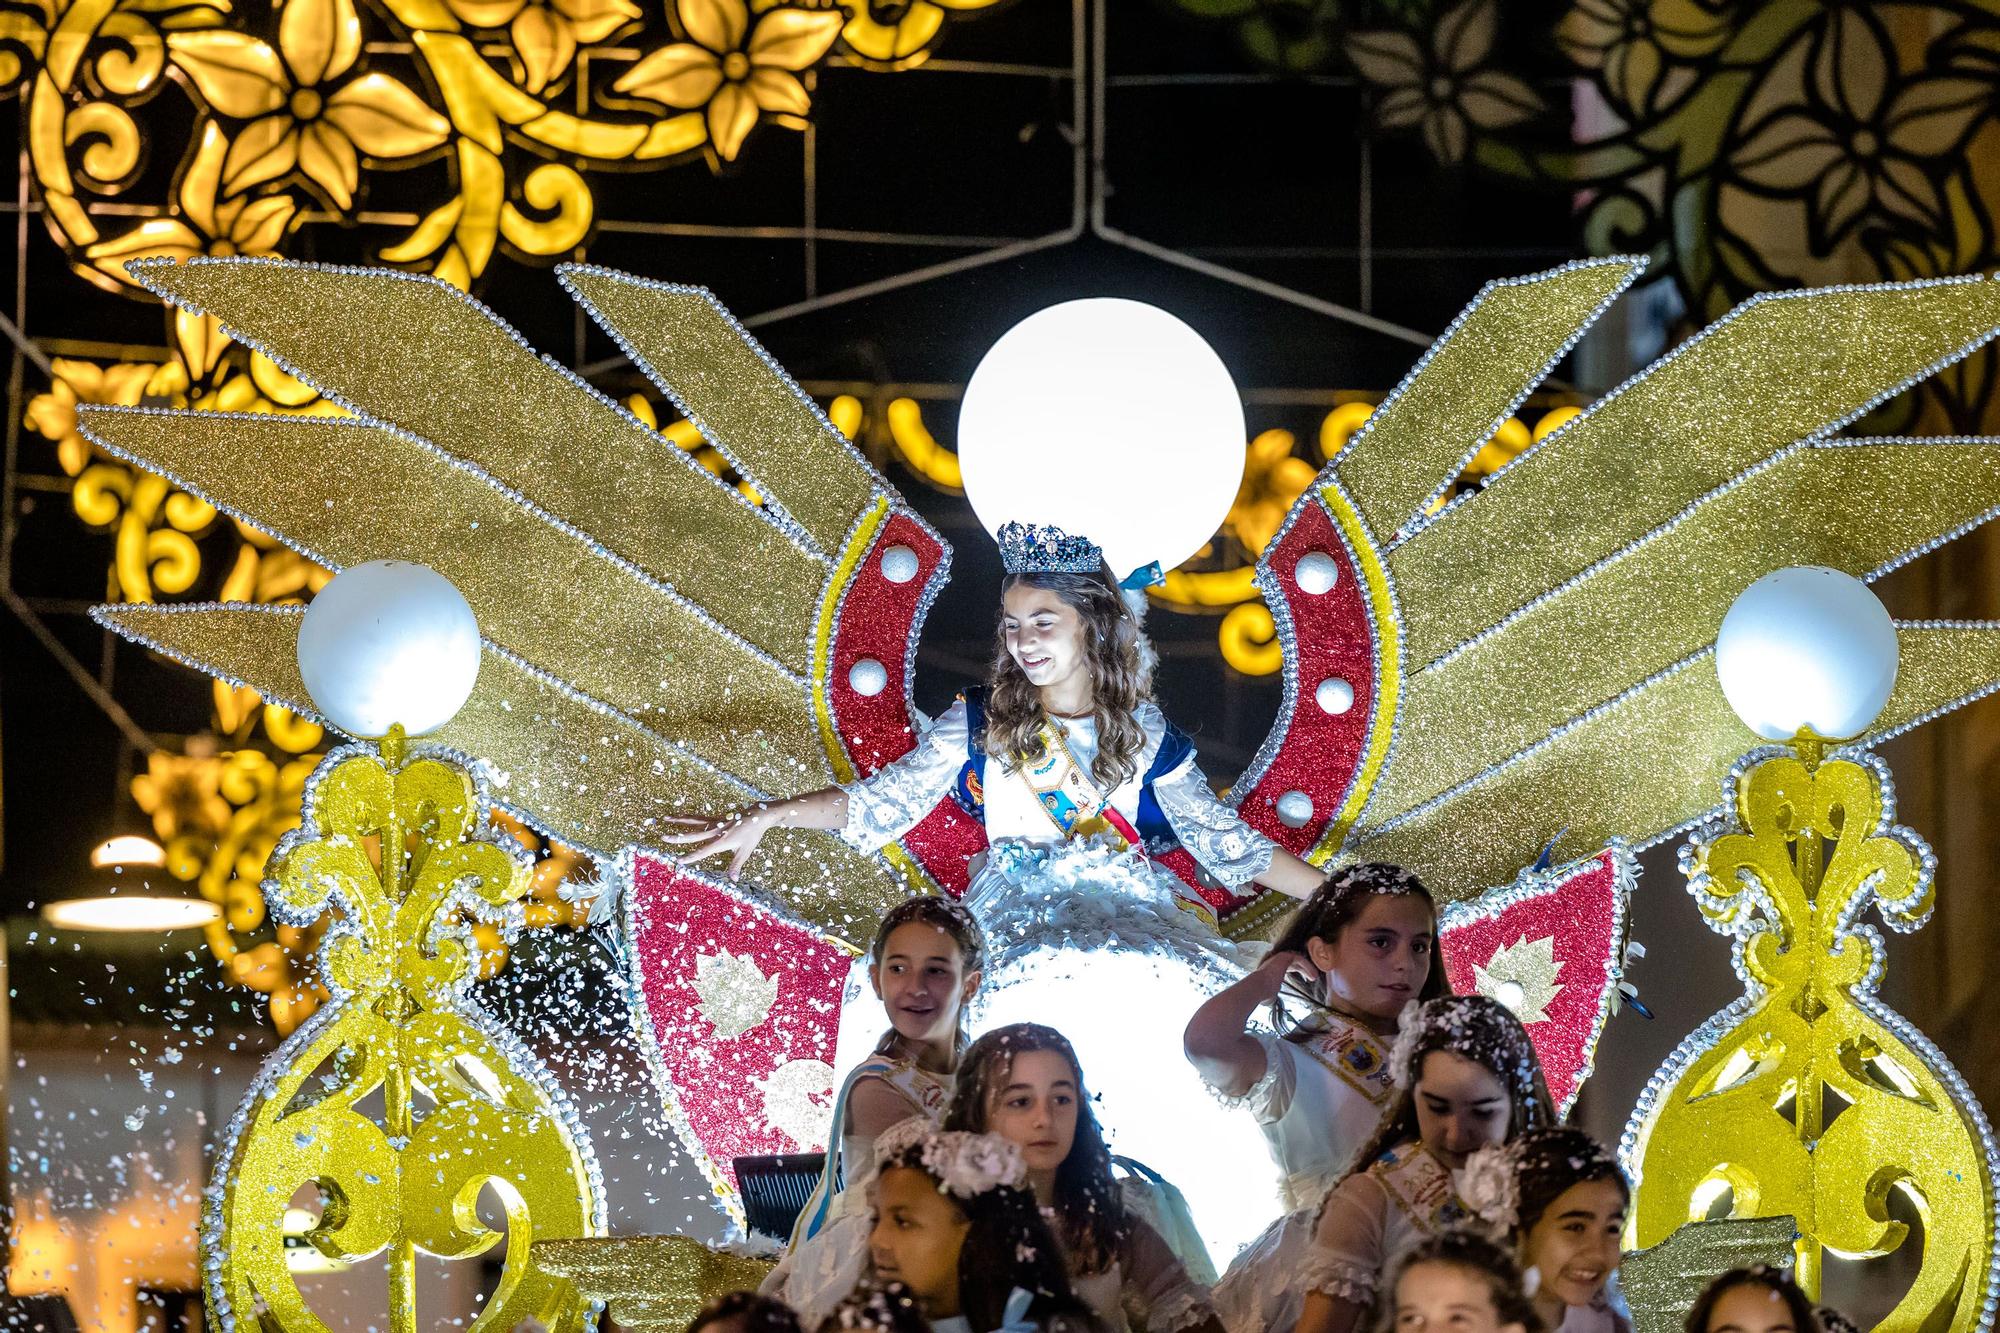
[{"left": 1328, "top": 254, "right": 1646, "bottom": 541}]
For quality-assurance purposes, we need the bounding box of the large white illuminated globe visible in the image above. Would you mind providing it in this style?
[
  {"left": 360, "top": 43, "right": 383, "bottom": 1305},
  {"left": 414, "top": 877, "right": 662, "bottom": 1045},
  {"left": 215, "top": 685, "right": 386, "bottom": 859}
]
[
  {"left": 1714, "top": 567, "right": 1898, "bottom": 741},
  {"left": 297, "top": 560, "right": 482, "bottom": 737},
  {"left": 958, "top": 299, "right": 1245, "bottom": 580}
]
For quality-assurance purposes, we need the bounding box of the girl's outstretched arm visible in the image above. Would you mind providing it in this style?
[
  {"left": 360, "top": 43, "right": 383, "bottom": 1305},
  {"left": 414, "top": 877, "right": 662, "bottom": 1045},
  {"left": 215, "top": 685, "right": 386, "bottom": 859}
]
[
  {"left": 659, "top": 789, "right": 849, "bottom": 880},
  {"left": 1255, "top": 847, "right": 1328, "bottom": 899}
]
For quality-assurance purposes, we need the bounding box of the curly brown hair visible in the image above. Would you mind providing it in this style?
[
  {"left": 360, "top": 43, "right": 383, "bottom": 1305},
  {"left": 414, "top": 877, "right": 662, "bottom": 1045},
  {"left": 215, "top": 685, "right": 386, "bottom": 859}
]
[
  {"left": 986, "top": 568, "right": 1153, "bottom": 793},
  {"left": 1379, "top": 1230, "right": 1545, "bottom": 1333}
]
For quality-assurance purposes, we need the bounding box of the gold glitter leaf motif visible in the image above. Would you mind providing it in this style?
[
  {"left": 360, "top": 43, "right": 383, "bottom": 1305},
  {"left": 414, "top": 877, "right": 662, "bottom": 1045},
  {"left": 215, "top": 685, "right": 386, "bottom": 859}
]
[
  {"left": 206, "top": 734, "right": 604, "bottom": 1333},
  {"left": 1621, "top": 747, "right": 1996, "bottom": 1330},
  {"left": 1471, "top": 934, "right": 1562, "bottom": 1025},
  {"left": 535, "top": 1235, "right": 775, "bottom": 1333},
  {"left": 691, "top": 949, "right": 778, "bottom": 1039},
  {"left": 1621, "top": 1217, "right": 1800, "bottom": 1333}
]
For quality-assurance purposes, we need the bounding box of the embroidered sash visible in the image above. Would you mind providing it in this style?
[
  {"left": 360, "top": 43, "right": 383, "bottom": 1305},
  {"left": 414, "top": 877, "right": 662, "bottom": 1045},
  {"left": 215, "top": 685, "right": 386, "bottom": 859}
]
[
  {"left": 1018, "top": 718, "right": 1126, "bottom": 844},
  {"left": 1375, "top": 1144, "right": 1472, "bottom": 1235},
  {"left": 1297, "top": 1020, "right": 1396, "bottom": 1106}
]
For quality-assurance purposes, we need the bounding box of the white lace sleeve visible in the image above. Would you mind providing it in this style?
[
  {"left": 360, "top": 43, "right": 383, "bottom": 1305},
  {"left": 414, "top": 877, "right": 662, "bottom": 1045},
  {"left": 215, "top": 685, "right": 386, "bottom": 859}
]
[
  {"left": 1118, "top": 1221, "right": 1222, "bottom": 1333},
  {"left": 1150, "top": 755, "right": 1277, "bottom": 887},
  {"left": 1208, "top": 1032, "right": 1295, "bottom": 1124},
  {"left": 837, "top": 699, "right": 971, "bottom": 852},
  {"left": 1301, "top": 1173, "right": 1389, "bottom": 1306}
]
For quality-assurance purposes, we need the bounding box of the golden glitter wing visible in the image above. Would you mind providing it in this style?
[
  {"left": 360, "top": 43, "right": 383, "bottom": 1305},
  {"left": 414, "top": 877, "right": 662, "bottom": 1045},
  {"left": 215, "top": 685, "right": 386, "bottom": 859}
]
[
  {"left": 83, "top": 257, "right": 923, "bottom": 933},
  {"left": 1293, "top": 269, "right": 2000, "bottom": 901}
]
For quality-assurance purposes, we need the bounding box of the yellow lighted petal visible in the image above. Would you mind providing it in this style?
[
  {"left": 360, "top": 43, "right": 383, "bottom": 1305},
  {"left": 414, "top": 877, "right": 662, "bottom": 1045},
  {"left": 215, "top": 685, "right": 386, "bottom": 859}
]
[
  {"left": 86, "top": 218, "right": 205, "bottom": 285},
  {"left": 612, "top": 42, "right": 724, "bottom": 107},
  {"left": 299, "top": 122, "right": 359, "bottom": 207},
  {"left": 175, "top": 121, "right": 230, "bottom": 233},
  {"left": 447, "top": 0, "right": 526, "bottom": 26},
  {"left": 278, "top": 0, "right": 362, "bottom": 87},
  {"left": 745, "top": 65, "right": 807, "bottom": 115},
  {"left": 679, "top": 0, "right": 747, "bottom": 55},
  {"left": 228, "top": 194, "right": 297, "bottom": 253},
  {"left": 176, "top": 306, "right": 228, "bottom": 375},
  {"left": 555, "top": 0, "right": 640, "bottom": 42},
  {"left": 322, "top": 73, "right": 452, "bottom": 156},
  {"left": 1457, "top": 70, "right": 1543, "bottom": 128},
  {"left": 512, "top": 4, "right": 576, "bottom": 94},
  {"left": 746, "top": 6, "right": 843, "bottom": 71},
  {"left": 705, "top": 78, "right": 757, "bottom": 159},
  {"left": 1732, "top": 111, "right": 1839, "bottom": 192},
  {"left": 221, "top": 114, "right": 300, "bottom": 194},
  {"left": 166, "top": 31, "right": 288, "bottom": 118},
  {"left": 1434, "top": 0, "right": 1497, "bottom": 70}
]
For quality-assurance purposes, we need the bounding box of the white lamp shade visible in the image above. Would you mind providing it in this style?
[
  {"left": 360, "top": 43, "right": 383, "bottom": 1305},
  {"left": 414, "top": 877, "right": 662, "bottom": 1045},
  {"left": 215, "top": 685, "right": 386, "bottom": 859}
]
[
  {"left": 296, "top": 560, "right": 482, "bottom": 738},
  {"left": 957, "top": 298, "right": 1245, "bottom": 580},
  {"left": 1714, "top": 566, "right": 1899, "bottom": 741}
]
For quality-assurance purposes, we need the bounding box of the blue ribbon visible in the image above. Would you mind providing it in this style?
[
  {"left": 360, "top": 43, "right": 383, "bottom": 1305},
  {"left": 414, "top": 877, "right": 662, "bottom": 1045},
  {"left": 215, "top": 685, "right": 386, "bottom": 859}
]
[
  {"left": 998, "top": 1288, "right": 1037, "bottom": 1333},
  {"left": 1119, "top": 561, "right": 1164, "bottom": 590}
]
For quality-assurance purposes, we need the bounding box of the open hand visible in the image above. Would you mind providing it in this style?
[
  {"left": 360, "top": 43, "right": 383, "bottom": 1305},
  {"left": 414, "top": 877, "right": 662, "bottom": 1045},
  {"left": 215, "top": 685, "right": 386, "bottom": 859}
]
[{"left": 657, "top": 808, "right": 776, "bottom": 881}]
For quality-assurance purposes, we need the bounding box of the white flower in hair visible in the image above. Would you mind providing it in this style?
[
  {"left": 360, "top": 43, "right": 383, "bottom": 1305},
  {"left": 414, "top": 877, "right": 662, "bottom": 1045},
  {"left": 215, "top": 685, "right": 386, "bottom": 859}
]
[
  {"left": 1387, "top": 999, "right": 1427, "bottom": 1088},
  {"left": 876, "top": 1119, "right": 1027, "bottom": 1198},
  {"left": 1455, "top": 1142, "right": 1520, "bottom": 1238}
]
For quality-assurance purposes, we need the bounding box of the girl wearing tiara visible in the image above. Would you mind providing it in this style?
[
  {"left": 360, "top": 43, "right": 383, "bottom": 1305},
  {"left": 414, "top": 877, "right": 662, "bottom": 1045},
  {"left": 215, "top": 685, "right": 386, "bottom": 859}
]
[
  {"left": 1380, "top": 1232, "right": 1545, "bottom": 1333},
  {"left": 768, "top": 897, "right": 987, "bottom": 1328},
  {"left": 671, "top": 521, "right": 1328, "bottom": 1254},
  {"left": 1184, "top": 863, "right": 1446, "bottom": 1212},
  {"left": 944, "top": 1024, "right": 1223, "bottom": 1333},
  {"left": 1458, "top": 1128, "right": 1630, "bottom": 1333},
  {"left": 1214, "top": 995, "right": 1554, "bottom": 1333},
  {"left": 862, "top": 1121, "right": 1100, "bottom": 1333}
]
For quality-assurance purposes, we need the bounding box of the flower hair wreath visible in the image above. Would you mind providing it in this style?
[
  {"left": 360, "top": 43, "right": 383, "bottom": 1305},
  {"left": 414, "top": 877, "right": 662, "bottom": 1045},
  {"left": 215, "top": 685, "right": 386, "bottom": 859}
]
[{"left": 875, "top": 1119, "right": 1028, "bottom": 1198}]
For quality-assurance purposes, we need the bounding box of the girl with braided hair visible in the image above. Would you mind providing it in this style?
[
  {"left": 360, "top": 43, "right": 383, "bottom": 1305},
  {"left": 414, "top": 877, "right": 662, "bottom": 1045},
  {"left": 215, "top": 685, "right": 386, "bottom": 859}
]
[
  {"left": 945, "top": 1024, "right": 1222, "bottom": 1333},
  {"left": 1184, "top": 863, "right": 1446, "bottom": 1213},
  {"left": 1214, "top": 996, "right": 1555, "bottom": 1333},
  {"left": 768, "top": 896, "right": 988, "bottom": 1328},
  {"left": 1457, "top": 1128, "right": 1630, "bottom": 1333}
]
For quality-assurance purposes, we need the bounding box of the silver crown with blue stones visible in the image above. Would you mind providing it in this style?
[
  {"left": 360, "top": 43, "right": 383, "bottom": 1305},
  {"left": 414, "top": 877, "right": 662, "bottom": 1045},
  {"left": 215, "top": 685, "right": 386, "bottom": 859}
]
[{"left": 997, "top": 521, "right": 1103, "bottom": 575}]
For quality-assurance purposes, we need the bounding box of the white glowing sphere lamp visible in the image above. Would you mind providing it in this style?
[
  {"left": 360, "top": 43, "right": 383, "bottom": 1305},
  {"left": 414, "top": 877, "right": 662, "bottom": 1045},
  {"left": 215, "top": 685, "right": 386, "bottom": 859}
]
[
  {"left": 297, "top": 560, "right": 482, "bottom": 738},
  {"left": 958, "top": 299, "right": 1245, "bottom": 580},
  {"left": 1714, "top": 566, "right": 1898, "bottom": 742}
]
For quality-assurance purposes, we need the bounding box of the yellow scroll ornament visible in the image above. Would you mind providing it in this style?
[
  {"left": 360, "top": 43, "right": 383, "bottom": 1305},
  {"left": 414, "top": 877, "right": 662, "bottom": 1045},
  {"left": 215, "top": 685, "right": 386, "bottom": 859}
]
[
  {"left": 1622, "top": 741, "right": 1997, "bottom": 1332},
  {"left": 203, "top": 729, "right": 605, "bottom": 1333}
]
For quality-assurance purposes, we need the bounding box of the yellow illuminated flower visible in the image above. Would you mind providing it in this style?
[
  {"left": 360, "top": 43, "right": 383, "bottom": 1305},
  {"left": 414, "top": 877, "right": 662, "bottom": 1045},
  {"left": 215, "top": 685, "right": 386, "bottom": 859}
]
[
  {"left": 1557, "top": 0, "right": 1734, "bottom": 117},
  {"left": 1346, "top": 0, "right": 1542, "bottom": 163},
  {"left": 24, "top": 359, "right": 156, "bottom": 476},
  {"left": 443, "top": 0, "right": 640, "bottom": 95},
  {"left": 84, "top": 124, "right": 300, "bottom": 372},
  {"left": 839, "top": 0, "right": 1002, "bottom": 70},
  {"left": 614, "top": 0, "right": 845, "bottom": 160},
  {"left": 132, "top": 750, "right": 233, "bottom": 841},
  {"left": 166, "top": 0, "right": 450, "bottom": 208}
]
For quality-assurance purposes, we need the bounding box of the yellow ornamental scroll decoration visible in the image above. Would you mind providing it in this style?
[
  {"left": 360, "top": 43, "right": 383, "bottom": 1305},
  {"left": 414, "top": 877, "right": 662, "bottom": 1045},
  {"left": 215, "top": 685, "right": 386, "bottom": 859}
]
[
  {"left": 1621, "top": 742, "right": 1997, "bottom": 1332},
  {"left": 205, "top": 729, "right": 604, "bottom": 1333}
]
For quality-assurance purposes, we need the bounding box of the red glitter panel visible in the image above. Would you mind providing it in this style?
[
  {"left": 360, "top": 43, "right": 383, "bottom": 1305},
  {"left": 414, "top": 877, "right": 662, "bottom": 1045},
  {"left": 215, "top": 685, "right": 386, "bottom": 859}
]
[
  {"left": 628, "top": 852, "right": 853, "bottom": 1189},
  {"left": 824, "top": 509, "right": 991, "bottom": 892},
  {"left": 829, "top": 512, "right": 947, "bottom": 777},
  {"left": 1438, "top": 850, "right": 1626, "bottom": 1114},
  {"left": 1236, "top": 501, "right": 1381, "bottom": 858}
]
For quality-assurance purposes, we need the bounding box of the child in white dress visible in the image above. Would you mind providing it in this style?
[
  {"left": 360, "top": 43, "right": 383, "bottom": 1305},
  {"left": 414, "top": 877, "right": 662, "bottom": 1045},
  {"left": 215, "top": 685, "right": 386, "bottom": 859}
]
[
  {"left": 1214, "top": 996, "right": 1554, "bottom": 1333},
  {"left": 944, "top": 1024, "right": 1223, "bottom": 1333},
  {"left": 1183, "top": 863, "right": 1446, "bottom": 1213},
  {"left": 767, "top": 897, "right": 987, "bottom": 1327},
  {"left": 1458, "top": 1128, "right": 1632, "bottom": 1333}
]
